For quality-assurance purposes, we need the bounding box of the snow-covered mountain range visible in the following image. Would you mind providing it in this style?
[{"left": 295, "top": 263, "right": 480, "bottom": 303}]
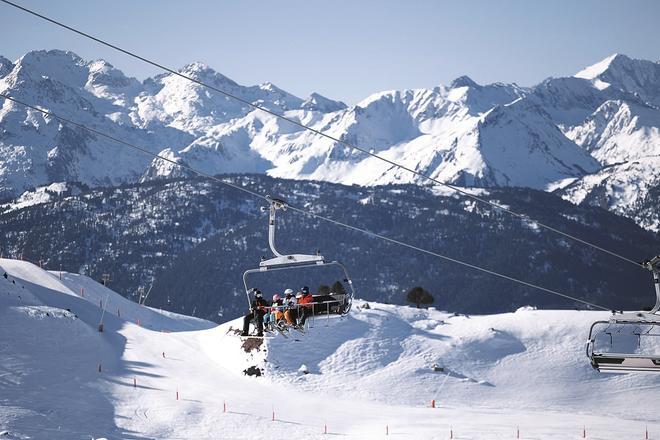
[{"left": 1, "top": 50, "right": 659, "bottom": 230}]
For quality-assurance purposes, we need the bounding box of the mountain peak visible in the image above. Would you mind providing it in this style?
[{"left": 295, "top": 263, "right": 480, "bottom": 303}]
[
  {"left": 574, "top": 53, "right": 660, "bottom": 106},
  {"left": 301, "top": 92, "right": 347, "bottom": 112},
  {"left": 181, "top": 61, "right": 210, "bottom": 72},
  {"left": 85, "top": 58, "right": 141, "bottom": 101},
  {"left": 18, "top": 49, "right": 84, "bottom": 67},
  {"left": 12, "top": 49, "right": 89, "bottom": 88},
  {"left": 258, "top": 81, "right": 279, "bottom": 92},
  {"left": 575, "top": 53, "right": 630, "bottom": 80},
  {"left": 450, "top": 75, "right": 479, "bottom": 89},
  {"left": 178, "top": 62, "right": 238, "bottom": 86},
  {"left": 179, "top": 61, "right": 215, "bottom": 78}
]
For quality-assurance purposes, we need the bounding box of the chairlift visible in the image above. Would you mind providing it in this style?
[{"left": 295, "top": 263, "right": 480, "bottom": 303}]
[
  {"left": 586, "top": 255, "right": 660, "bottom": 373},
  {"left": 242, "top": 196, "right": 355, "bottom": 324}
]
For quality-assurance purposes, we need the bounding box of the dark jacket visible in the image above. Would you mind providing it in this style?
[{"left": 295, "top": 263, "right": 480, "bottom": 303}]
[{"left": 251, "top": 297, "right": 270, "bottom": 313}]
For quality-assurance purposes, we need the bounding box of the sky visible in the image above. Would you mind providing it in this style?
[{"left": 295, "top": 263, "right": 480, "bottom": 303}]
[{"left": 1, "top": 0, "right": 659, "bottom": 104}]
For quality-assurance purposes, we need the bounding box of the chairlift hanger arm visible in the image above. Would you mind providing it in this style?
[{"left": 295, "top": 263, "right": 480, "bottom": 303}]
[
  {"left": 642, "top": 255, "right": 660, "bottom": 313},
  {"left": 264, "top": 196, "right": 288, "bottom": 258}
]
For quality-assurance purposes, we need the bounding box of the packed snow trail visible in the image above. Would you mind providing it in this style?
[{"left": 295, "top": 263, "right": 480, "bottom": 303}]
[{"left": 1, "top": 258, "right": 659, "bottom": 439}]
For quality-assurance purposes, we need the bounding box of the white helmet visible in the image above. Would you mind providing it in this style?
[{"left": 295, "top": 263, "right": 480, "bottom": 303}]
[{"left": 284, "top": 288, "right": 294, "bottom": 295}]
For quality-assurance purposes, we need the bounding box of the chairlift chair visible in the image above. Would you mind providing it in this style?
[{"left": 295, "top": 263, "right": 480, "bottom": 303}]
[
  {"left": 586, "top": 256, "right": 660, "bottom": 373},
  {"left": 242, "top": 196, "right": 355, "bottom": 322}
]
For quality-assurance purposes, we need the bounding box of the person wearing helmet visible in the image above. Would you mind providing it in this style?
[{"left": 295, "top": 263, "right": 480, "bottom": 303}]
[
  {"left": 264, "top": 293, "right": 283, "bottom": 331},
  {"left": 242, "top": 289, "right": 269, "bottom": 337},
  {"left": 284, "top": 290, "right": 299, "bottom": 325},
  {"left": 297, "top": 286, "right": 314, "bottom": 326}
]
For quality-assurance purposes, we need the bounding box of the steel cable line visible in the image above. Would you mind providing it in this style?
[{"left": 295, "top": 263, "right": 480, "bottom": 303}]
[
  {"left": 0, "top": 93, "right": 612, "bottom": 311},
  {"left": 0, "top": 0, "right": 643, "bottom": 269}
]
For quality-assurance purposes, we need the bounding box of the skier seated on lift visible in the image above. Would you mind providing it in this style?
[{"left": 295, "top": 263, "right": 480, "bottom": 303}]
[
  {"left": 242, "top": 289, "right": 269, "bottom": 337},
  {"left": 264, "top": 293, "right": 284, "bottom": 331},
  {"left": 297, "top": 286, "right": 314, "bottom": 326},
  {"left": 283, "top": 289, "right": 298, "bottom": 326}
]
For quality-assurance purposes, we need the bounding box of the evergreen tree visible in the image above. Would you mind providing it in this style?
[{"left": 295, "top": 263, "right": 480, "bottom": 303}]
[
  {"left": 406, "top": 286, "right": 434, "bottom": 308},
  {"left": 331, "top": 280, "right": 346, "bottom": 295}
]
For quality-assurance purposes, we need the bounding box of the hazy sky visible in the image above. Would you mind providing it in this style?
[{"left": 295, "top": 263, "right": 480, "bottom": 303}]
[{"left": 1, "top": 0, "right": 659, "bottom": 104}]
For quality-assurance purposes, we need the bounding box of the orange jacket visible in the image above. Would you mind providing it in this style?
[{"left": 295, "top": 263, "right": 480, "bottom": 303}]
[{"left": 299, "top": 293, "right": 314, "bottom": 307}]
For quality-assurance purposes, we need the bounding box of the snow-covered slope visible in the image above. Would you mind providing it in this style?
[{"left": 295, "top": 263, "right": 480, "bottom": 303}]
[
  {"left": 2, "top": 258, "right": 660, "bottom": 439},
  {"left": 0, "top": 50, "right": 192, "bottom": 199},
  {"left": 558, "top": 157, "right": 660, "bottom": 231},
  {"left": 566, "top": 99, "right": 660, "bottom": 163},
  {"left": 536, "top": 54, "right": 660, "bottom": 231},
  {"left": 558, "top": 96, "right": 660, "bottom": 231},
  {"left": 575, "top": 53, "right": 660, "bottom": 107}
]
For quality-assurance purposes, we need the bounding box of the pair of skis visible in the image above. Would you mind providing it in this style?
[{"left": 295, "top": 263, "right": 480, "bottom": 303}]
[
  {"left": 241, "top": 322, "right": 305, "bottom": 339},
  {"left": 265, "top": 321, "right": 305, "bottom": 339}
]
